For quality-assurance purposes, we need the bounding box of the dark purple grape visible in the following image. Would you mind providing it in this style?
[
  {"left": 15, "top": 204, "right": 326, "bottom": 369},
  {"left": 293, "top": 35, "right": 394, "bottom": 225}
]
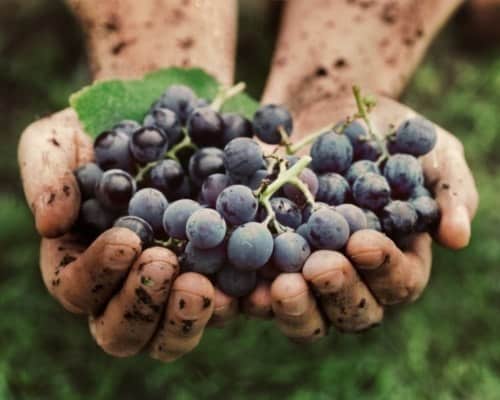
[
  {"left": 380, "top": 201, "right": 418, "bottom": 236},
  {"left": 352, "top": 172, "right": 391, "bottom": 211},
  {"left": 272, "top": 232, "right": 311, "bottom": 272},
  {"left": 253, "top": 104, "right": 293, "bottom": 144},
  {"left": 269, "top": 197, "right": 302, "bottom": 229},
  {"left": 221, "top": 113, "right": 253, "bottom": 146},
  {"left": 311, "top": 131, "right": 353, "bottom": 174},
  {"left": 364, "top": 209, "right": 382, "bottom": 232},
  {"left": 129, "top": 126, "right": 169, "bottom": 164},
  {"left": 147, "top": 159, "right": 185, "bottom": 197},
  {"left": 187, "top": 106, "right": 224, "bottom": 147},
  {"left": 336, "top": 204, "right": 368, "bottom": 233},
  {"left": 128, "top": 188, "right": 168, "bottom": 235},
  {"left": 388, "top": 117, "right": 437, "bottom": 157},
  {"left": 224, "top": 138, "right": 264, "bottom": 180},
  {"left": 248, "top": 169, "right": 270, "bottom": 190},
  {"left": 306, "top": 208, "right": 350, "bottom": 250},
  {"left": 74, "top": 163, "right": 103, "bottom": 200},
  {"left": 96, "top": 169, "right": 136, "bottom": 210},
  {"left": 157, "top": 85, "right": 197, "bottom": 124},
  {"left": 94, "top": 130, "right": 135, "bottom": 172},
  {"left": 339, "top": 120, "right": 382, "bottom": 161},
  {"left": 182, "top": 242, "right": 226, "bottom": 274},
  {"left": 227, "top": 222, "right": 274, "bottom": 270},
  {"left": 411, "top": 196, "right": 440, "bottom": 232},
  {"left": 383, "top": 154, "right": 424, "bottom": 198},
  {"left": 302, "top": 202, "right": 331, "bottom": 222},
  {"left": 316, "top": 173, "right": 351, "bottom": 205},
  {"left": 216, "top": 265, "right": 257, "bottom": 297},
  {"left": 186, "top": 209, "right": 227, "bottom": 249},
  {"left": 78, "top": 198, "right": 115, "bottom": 236},
  {"left": 162, "top": 199, "right": 201, "bottom": 239},
  {"left": 410, "top": 185, "right": 431, "bottom": 199},
  {"left": 216, "top": 185, "right": 258, "bottom": 225}
]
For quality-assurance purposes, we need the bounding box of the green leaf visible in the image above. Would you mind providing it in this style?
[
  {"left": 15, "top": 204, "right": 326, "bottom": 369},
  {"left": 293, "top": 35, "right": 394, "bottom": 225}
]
[{"left": 70, "top": 67, "right": 259, "bottom": 137}]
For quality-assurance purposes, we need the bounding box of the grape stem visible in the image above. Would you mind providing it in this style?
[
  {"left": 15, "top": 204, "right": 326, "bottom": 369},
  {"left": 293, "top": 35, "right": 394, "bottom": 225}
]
[
  {"left": 352, "top": 85, "right": 389, "bottom": 159},
  {"left": 288, "top": 123, "right": 335, "bottom": 154},
  {"left": 259, "top": 155, "right": 314, "bottom": 231},
  {"left": 165, "top": 128, "right": 197, "bottom": 161},
  {"left": 134, "top": 161, "right": 157, "bottom": 183},
  {"left": 210, "top": 82, "right": 246, "bottom": 112}
]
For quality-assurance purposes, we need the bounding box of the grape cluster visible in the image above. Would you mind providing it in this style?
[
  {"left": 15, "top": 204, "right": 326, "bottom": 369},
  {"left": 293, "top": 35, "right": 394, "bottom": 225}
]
[{"left": 73, "top": 84, "right": 440, "bottom": 298}]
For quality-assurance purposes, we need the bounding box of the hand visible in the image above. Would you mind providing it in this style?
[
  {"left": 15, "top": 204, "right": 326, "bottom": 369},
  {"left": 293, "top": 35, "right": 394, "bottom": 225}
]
[
  {"left": 244, "top": 95, "right": 478, "bottom": 340},
  {"left": 18, "top": 0, "right": 238, "bottom": 361}
]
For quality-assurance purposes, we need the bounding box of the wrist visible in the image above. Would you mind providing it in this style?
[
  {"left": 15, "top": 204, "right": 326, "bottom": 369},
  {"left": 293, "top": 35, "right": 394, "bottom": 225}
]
[{"left": 68, "top": 0, "right": 236, "bottom": 84}]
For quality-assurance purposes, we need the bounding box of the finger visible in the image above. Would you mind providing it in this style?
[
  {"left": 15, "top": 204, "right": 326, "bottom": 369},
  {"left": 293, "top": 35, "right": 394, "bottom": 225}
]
[
  {"left": 303, "top": 251, "right": 383, "bottom": 333},
  {"left": 422, "top": 133, "right": 479, "bottom": 249},
  {"left": 209, "top": 288, "right": 239, "bottom": 328},
  {"left": 270, "top": 273, "right": 327, "bottom": 343},
  {"left": 18, "top": 109, "right": 93, "bottom": 237},
  {"left": 346, "top": 230, "right": 432, "bottom": 305},
  {"left": 242, "top": 281, "right": 274, "bottom": 319},
  {"left": 89, "top": 247, "right": 179, "bottom": 357},
  {"left": 150, "top": 272, "right": 214, "bottom": 362},
  {"left": 40, "top": 227, "right": 141, "bottom": 315}
]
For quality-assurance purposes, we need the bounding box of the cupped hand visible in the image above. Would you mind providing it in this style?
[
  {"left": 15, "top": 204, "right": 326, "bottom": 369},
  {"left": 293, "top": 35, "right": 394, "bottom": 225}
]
[
  {"left": 241, "top": 95, "right": 478, "bottom": 340},
  {"left": 18, "top": 108, "right": 241, "bottom": 361}
]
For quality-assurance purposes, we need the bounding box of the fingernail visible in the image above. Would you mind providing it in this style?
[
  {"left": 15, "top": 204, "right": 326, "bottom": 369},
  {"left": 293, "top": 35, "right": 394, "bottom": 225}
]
[
  {"left": 274, "top": 291, "right": 310, "bottom": 316},
  {"left": 350, "top": 250, "right": 386, "bottom": 269},
  {"left": 102, "top": 243, "right": 138, "bottom": 271},
  {"left": 310, "top": 269, "right": 345, "bottom": 294}
]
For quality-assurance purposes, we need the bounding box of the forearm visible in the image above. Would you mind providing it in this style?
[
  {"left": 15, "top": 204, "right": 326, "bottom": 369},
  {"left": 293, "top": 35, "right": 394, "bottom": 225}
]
[
  {"left": 263, "top": 0, "right": 463, "bottom": 110},
  {"left": 67, "top": 0, "right": 237, "bottom": 84}
]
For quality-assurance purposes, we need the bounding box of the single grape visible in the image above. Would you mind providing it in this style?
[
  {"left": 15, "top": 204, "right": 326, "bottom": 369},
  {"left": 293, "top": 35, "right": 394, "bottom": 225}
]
[
  {"left": 188, "top": 147, "right": 225, "bottom": 186},
  {"left": 411, "top": 196, "right": 440, "bottom": 232},
  {"left": 336, "top": 204, "right": 368, "bottom": 233},
  {"left": 114, "top": 215, "right": 154, "bottom": 247},
  {"left": 187, "top": 106, "right": 224, "bottom": 147},
  {"left": 216, "top": 185, "right": 258, "bottom": 225},
  {"left": 112, "top": 120, "right": 141, "bottom": 136},
  {"left": 157, "top": 84, "right": 197, "bottom": 124},
  {"left": 94, "top": 129, "right": 135, "bottom": 172},
  {"left": 216, "top": 265, "right": 257, "bottom": 297},
  {"left": 283, "top": 167, "right": 319, "bottom": 205},
  {"left": 128, "top": 188, "right": 168, "bottom": 235},
  {"left": 186, "top": 209, "right": 227, "bottom": 249},
  {"left": 78, "top": 198, "right": 115, "bottom": 236},
  {"left": 147, "top": 159, "right": 185, "bottom": 196},
  {"left": 181, "top": 242, "right": 226, "bottom": 274},
  {"left": 272, "top": 232, "right": 311, "bottom": 272},
  {"left": 252, "top": 104, "right": 293, "bottom": 144},
  {"left": 74, "top": 163, "right": 103, "bottom": 200},
  {"left": 389, "top": 117, "right": 437, "bottom": 156},
  {"left": 345, "top": 160, "right": 380, "bottom": 185},
  {"left": 383, "top": 154, "right": 424, "bottom": 198},
  {"left": 296, "top": 223, "right": 311, "bottom": 240},
  {"left": 316, "top": 173, "right": 351, "bottom": 205},
  {"left": 410, "top": 185, "right": 431, "bottom": 199},
  {"left": 143, "top": 107, "right": 183, "bottom": 146},
  {"left": 339, "top": 120, "right": 382, "bottom": 161},
  {"left": 381, "top": 200, "right": 418, "bottom": 236},
  {"left": 269, "top": 197, "right": 302, "bottom": 229},
  {"left": 129, "top": 126, "right": 169, "bottom": 164},
  {"left": 162, "top": 199, "right": 201, "bottom": 239},
  {"left": 352, "top": 172, "right": 391, "bottom": 211},
  {"left": 227, "top": 222, "right": 274, "bottom": 270},
  {"left": 223, "top": 137, "right": 264, "bottom": 179},
  {"left": 96, "top": 169, "right": 136, "bottom": 210},
  {"left": 307, "top": 208, "right": 350, "bottom": 250},
  {"left": 201, "top": 173, "right": 231, "bottom": 208},
  {"left": 310, "top": 131, "right": 353, "bottom": 174},
  {"left": 302, "top": 202, "right": 331, "bottom": 222},
  {"left": 221, "top": 113, "right": 253, "bottom": 146},
  {"left": 364, "top": 209, "right": 382, "bottom": 232}
]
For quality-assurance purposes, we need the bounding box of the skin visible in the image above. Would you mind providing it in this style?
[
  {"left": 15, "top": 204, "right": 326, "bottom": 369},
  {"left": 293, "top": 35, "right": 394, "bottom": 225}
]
[
  {"left": 248, "top": 0, "right": 479, "bottom": 340},
  {"left": 18, "top": 0, "right": 479, "bottom": 357}
]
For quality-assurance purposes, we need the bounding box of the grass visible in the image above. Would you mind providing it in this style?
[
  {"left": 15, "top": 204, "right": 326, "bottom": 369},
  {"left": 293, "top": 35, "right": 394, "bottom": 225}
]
[{"left": 1, "top": 2, "right": 500, "bottom": 399}]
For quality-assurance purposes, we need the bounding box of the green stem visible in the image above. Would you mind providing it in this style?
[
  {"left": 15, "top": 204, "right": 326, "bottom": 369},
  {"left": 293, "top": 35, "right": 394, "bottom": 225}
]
[
  {"left": 165, "top": 128, "right": 197, "bottom": 161},
  {"left": 135, "top": 161, "right": 157, "bottom": 182},
  {"left": 288, "top": 177, "right": 315, "bottom": 205},
  {"left": 288, "top": 123, "right": 335, "bottom": 154},
  {"left": 352, "top": 85, "right": 389, "bottom": 158},
  {"left": 211, "top": 82, "right": 246, "bottom": 111},
  {"left": 260, "top": 156, "right": 312, "bottom": 200}
]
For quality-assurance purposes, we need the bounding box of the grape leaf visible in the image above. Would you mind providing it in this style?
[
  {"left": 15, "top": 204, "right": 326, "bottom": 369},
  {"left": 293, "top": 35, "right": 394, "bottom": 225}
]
[{"left": 70, "top": 68, "right": 259, "bottom": 137}]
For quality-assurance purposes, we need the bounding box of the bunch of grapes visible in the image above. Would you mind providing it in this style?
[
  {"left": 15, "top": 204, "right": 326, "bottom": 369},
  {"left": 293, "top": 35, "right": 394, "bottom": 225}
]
[{"left": 73, "top": 83, "right": 439, "bottom": 298}]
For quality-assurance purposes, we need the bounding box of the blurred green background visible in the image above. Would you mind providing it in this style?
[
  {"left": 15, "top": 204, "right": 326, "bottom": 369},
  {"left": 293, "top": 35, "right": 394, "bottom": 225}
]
[{"left": 1, "top": 1, "right": 499, "bottom": 399}]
